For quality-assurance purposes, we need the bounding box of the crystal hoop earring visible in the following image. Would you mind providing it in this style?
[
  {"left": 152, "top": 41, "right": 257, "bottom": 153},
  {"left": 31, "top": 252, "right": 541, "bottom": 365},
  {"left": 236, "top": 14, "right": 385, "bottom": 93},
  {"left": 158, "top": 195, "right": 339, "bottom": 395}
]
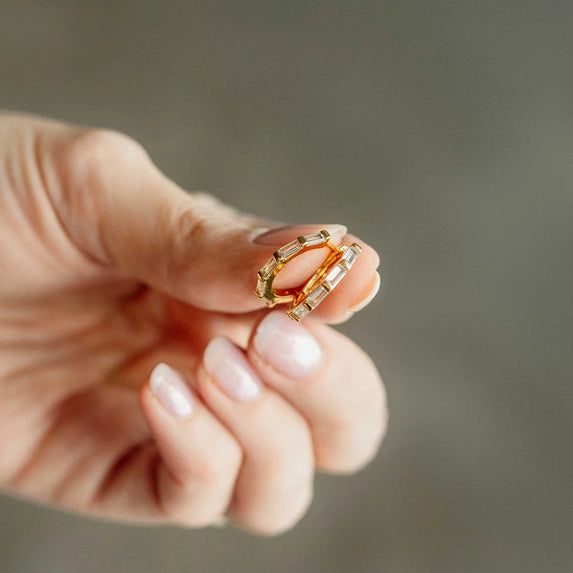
[{"left": 255, "top": 229, "right": 362, "bottom": 321}]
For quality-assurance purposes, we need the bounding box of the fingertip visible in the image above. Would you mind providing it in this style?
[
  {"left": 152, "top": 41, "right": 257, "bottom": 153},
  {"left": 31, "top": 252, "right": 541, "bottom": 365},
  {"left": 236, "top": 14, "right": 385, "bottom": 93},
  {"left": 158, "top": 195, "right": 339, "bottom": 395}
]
[
  {"left": 308, "top": 239, "right": 381, "bottom": 323},
  {"left": 145, "top": 362, "right": 196, "bottom": 420},
  {"left": 348, "top": 271, "right": 381, "bottom": 313}
]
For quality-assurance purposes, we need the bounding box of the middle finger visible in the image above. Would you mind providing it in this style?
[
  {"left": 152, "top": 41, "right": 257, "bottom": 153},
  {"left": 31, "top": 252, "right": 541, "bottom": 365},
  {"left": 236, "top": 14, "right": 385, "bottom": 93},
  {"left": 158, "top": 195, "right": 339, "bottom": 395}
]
[{"left": 195, "top": 337, "right": 315, "bottom": 535}]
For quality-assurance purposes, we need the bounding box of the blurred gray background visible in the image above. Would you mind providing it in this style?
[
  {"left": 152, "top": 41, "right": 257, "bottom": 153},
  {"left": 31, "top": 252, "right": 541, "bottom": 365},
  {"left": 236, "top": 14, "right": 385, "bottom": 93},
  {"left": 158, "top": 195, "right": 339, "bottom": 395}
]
[{"left": 1, "top": 1, "right": 572, "bottom": 572}]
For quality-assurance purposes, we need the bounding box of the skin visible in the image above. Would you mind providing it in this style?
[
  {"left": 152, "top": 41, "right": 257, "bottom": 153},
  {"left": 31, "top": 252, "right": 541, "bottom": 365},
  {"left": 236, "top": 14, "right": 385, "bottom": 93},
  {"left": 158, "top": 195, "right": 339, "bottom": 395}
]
[{"left": 0, "top": 113, "right": 387, "bottom": 535}]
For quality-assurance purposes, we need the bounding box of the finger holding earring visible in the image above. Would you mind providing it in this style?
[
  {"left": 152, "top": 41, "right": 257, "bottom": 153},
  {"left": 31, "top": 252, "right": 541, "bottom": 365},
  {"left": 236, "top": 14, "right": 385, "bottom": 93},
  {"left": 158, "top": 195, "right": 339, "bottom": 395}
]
[{"left": 255, "top": 229, "right": 364, "bottom": 322}]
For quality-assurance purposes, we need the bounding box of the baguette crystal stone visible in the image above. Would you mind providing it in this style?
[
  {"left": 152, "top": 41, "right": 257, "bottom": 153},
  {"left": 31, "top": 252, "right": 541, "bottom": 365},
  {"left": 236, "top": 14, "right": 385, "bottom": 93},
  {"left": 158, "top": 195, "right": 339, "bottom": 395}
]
[
  {"left": 260, "top": 257, "right": 279, "bottom": 280},
  {"left": 341, "top": 244, "right": 361, "bottom": 267},
  {"left": 256, "top": 278, "right": 266, "bottom": 298},
  {"left": 304, "top": 232, "right": 327, "bottom": 247},
  {"left": 324, "top": 264, "right": 347, "bottom": 289},
  {"left": 277, "top": 240, "right": 302, "bottom": 260},
  {"left": 288, "top": 304, "right": 310, "bottom": 321},
  {"left": 305, "top": 285, "right": 329, "bottom": 308}
]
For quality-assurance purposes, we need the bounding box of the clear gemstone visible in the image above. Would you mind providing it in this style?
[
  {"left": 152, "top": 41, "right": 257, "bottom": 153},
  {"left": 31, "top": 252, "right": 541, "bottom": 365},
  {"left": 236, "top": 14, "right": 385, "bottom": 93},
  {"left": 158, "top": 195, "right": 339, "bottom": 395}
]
[
  {"left": 324, "top": 264, "right": 347, "bottom": 289},
  {"left": 288, "top": 304, "right": 310, "bottom": 321},
  {"left": 256, "top": 278, "right": 266, "bottom": 298},
  {"left": 305, "top": 285, "right": 329, "bottom": 308},
  {"left": 277, "top": 240, "right": 302, "bottom": 260},
  {"left": 304, "top": 233, "right": 326, "bottom": 247},
  {"left": 260, "top": 257, "right": 278, "bottom": 279},
  {"left": 341, "top": 245, "right": 360, "bottom": 267}
]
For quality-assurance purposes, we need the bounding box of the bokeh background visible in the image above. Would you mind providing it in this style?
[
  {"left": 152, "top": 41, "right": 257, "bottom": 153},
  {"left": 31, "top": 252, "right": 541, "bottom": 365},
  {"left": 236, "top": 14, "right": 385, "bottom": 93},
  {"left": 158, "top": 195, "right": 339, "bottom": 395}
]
[{"left": 1, "top": 1, "right": 572, "bottom": 571}]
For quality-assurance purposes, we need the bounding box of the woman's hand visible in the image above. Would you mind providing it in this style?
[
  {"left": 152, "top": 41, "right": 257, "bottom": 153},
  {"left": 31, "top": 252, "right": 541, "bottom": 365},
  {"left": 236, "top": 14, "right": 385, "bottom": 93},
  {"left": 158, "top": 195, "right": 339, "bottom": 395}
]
[{"left": 0, "top": 113, "right": 386, "bottom": 535}]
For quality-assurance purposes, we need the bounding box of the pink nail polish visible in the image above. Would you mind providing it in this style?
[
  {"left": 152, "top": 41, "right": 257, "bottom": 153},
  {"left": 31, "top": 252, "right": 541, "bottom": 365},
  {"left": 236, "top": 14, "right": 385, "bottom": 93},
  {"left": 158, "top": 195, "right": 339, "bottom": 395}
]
[
  {"left": 203, "top": 337, "right": 263, "bottom": 402},
  {"left": 150, "top": 363, "right": 195, "bottom": 418},
  {"left": 253, "top": 311, "right": 323, "bottom": 379}
]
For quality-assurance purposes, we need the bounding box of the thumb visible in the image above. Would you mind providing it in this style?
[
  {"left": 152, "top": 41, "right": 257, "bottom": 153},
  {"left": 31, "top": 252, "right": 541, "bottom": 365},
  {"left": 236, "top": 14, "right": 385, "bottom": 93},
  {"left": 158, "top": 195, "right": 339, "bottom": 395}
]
[{"left": 50, "top": 127, "right": 379, "bottom": 316}]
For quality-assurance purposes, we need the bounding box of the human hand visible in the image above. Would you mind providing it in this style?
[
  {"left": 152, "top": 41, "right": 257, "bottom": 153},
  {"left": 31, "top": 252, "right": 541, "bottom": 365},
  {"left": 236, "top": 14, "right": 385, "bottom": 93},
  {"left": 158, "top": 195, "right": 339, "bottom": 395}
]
[{"left": 0, "top": 113, "right": 386, "bottom": 534}]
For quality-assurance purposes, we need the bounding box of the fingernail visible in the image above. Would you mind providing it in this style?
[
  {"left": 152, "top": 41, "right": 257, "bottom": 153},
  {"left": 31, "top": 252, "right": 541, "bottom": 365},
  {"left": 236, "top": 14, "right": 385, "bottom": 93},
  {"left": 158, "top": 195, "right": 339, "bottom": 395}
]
[
  {"left": 150, "top": 363, "right": 195, "bottom": 418},
  {"left": 252, "top": 224, "right": 347, "bottom": 246},
  {"left": 203, "top": 337, "right": 263, "bottom": 402},
  {"left": 348, "top": 271, "right": 381, "bottom": 313},
  {"left": 253, "top": 311, "right": 323, "bottom": 379}
]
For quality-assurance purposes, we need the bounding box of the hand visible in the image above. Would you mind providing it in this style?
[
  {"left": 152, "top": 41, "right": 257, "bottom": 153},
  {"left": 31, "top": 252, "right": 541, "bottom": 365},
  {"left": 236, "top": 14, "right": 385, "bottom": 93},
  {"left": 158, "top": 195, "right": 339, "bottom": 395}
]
[{"left": 0, "top": 113, "right": 387, "bottom": 535}]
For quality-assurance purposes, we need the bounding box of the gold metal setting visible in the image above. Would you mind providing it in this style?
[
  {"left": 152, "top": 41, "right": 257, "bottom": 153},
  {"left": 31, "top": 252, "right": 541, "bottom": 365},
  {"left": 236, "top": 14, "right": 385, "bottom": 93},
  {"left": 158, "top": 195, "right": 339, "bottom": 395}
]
[{"left": 255, "top": 229, "right": 362, "bottom": 321}]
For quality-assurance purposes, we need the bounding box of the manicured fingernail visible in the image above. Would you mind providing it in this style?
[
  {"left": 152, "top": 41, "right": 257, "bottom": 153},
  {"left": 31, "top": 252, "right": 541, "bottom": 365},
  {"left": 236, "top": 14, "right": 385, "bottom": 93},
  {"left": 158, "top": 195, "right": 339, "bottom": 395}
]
[
  {"left": 252, "top": 224, "right": 347, "bottom": 246},
  {"left": 150, "top": 363, "right": 195, "bottom": 418},
  {"left": 204, "top": 337, "right": 263, "bottom": 402},
  {"left": 348, "top": 271, "right": 381, "bottom": 313},
  {"left": 253, "top": 311, "right": 323, "bottom": 379}
]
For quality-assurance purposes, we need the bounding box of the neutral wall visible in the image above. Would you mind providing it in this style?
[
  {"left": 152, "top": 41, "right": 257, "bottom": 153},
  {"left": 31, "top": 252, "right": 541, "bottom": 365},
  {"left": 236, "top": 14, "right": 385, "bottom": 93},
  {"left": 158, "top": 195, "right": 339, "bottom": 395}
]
[{"left": 1, "top": 2, "right": 572, "bottom": 572}]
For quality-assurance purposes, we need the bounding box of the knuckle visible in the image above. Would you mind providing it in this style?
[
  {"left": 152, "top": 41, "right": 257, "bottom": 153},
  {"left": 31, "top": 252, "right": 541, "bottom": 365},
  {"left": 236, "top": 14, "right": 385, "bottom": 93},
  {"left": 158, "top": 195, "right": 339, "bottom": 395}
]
[
  {"left": 59, "top": 128, "right": 149, "bottom": 188},
  {"left": 194, "top": 433, "right": 243, "bottom": 485},
  {"left": 249, "top": 485, "right": 314, "bottom": 537},
  {"left": 163, "top": 193, "right": 222, "bottom": 284},
  {"left": 317, "top": 376, "right": 388, "bottom": 474},
  {"left": 333, "top": 373, "right": 387, "bottom": 434},
  {"left": 52, "top": 128, "right": 154, "bottom": 258},
  {"left": 231, "top": 414, "right": 314, "bottom": 536},
  {"left": 171, "top": 193, "right": 223, "bottom": 249},
  {"left": 336, "top": 416, "right": 386, "bottom": 475},
  {"left": 263, "top": 419, "right": 313, "bottom": 473},
  {"left": 365, "top": 376, "right": 389, "bottom": 452},
  {"left": 160, "top": 434, "right": 242, "bottom": 528}
]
